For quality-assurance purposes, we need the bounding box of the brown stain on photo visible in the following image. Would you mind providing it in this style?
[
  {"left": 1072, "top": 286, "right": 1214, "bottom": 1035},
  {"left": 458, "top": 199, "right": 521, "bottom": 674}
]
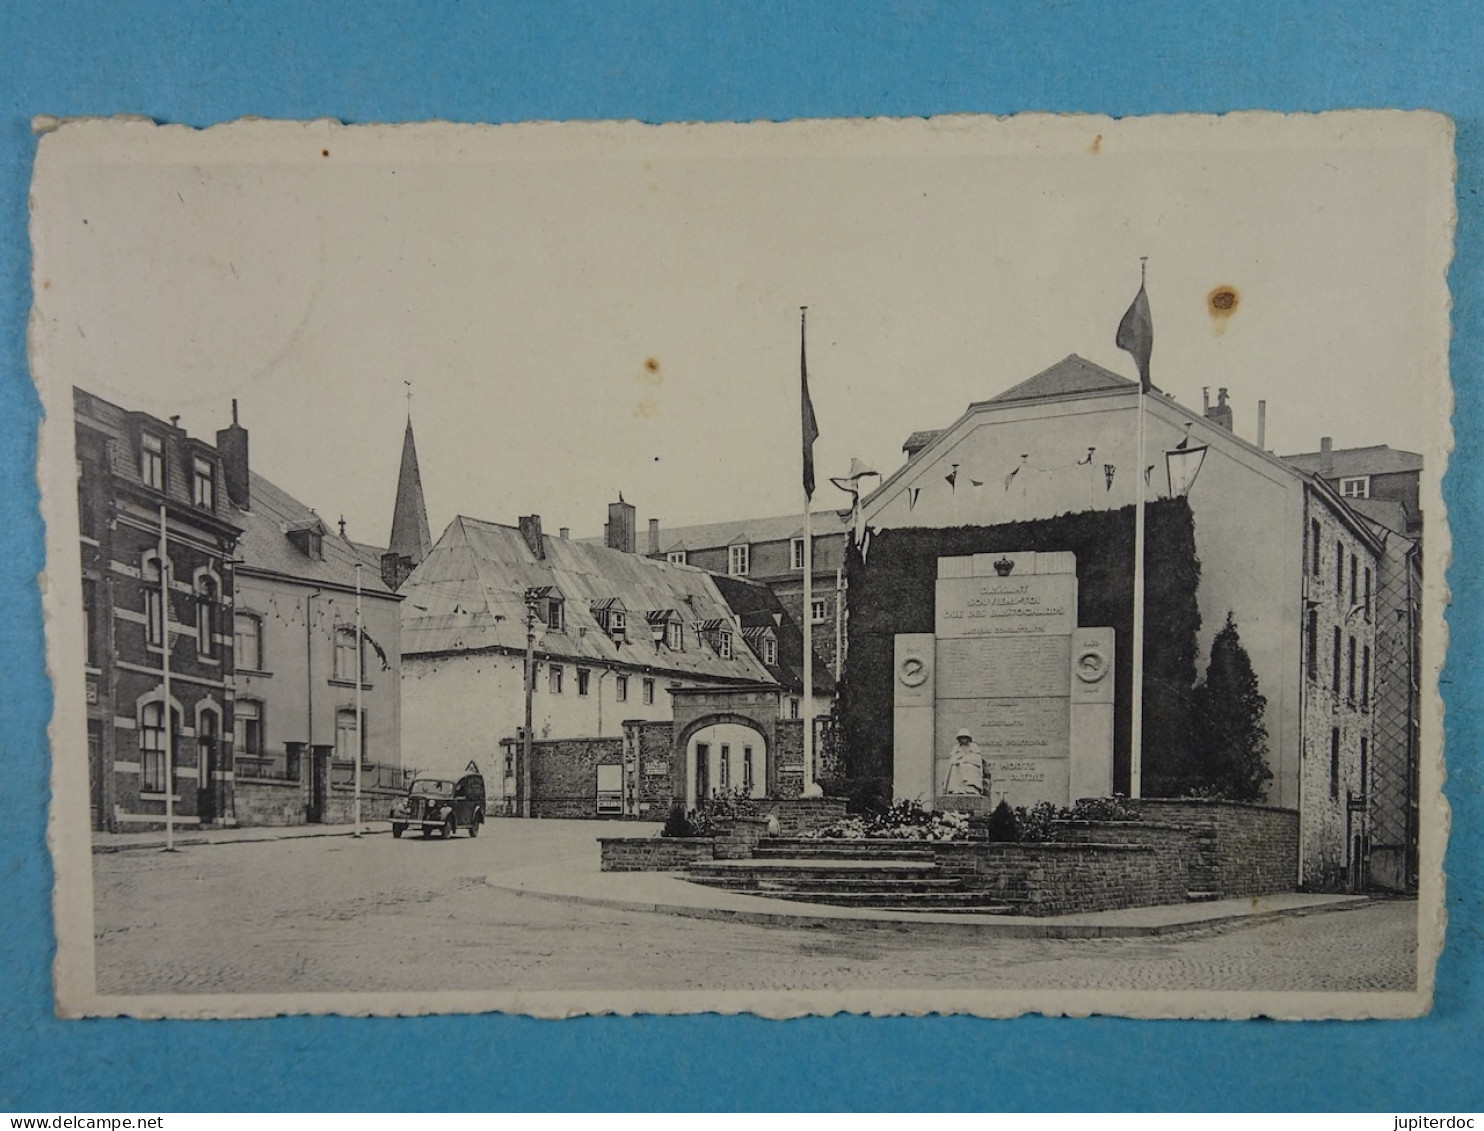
[
  {"left": 1089, "top": 133, "right": 1102, "bottom": 154},
  {"left": 1208, "top": 285, "right": 1239, "bottom": 335},
  {"left": 633, "top": 396, "right": 659, "bottom": 419},
  {"left": 636, "top": 356, "right": 664, "bottom": 387}
]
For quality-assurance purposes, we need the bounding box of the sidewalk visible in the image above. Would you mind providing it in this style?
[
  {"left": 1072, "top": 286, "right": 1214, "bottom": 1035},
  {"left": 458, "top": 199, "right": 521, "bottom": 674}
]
[
  {"left": 93, "top": 820, "right": 391, "bottom": 853},
  {"left": 486, "top": 855, "right": 1374, "bottom": 939}
]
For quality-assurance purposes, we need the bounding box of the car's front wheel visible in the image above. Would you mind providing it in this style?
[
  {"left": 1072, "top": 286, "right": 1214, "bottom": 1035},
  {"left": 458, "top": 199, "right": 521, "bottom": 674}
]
[
  {"left": 391, "top": 822, "right": 405, "bottom": 839},
  {"left": 468, "top": 812, "right": 482, "bottom": 838},
  {"left": 440, "top": 816, "right": 454, "bottom": 839}
]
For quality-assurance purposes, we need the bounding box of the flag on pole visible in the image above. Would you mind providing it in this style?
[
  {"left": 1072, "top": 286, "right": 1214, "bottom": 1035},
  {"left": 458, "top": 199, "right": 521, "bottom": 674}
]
[
  {"left": 945, "top": 464, "right": 958, "bottom": 492},
  {"left": 801, "top": 308, "right": 819, "bottom": 499},
  {"left": 1116, "top": 267, "right": 1154, "bottom": 392}
]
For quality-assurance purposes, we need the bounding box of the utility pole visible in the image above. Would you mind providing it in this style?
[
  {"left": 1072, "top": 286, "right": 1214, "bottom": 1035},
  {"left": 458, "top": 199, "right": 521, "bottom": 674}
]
[
  {"left": 523, "top": 588, "right": 537, "bottom": 819},
  {"left": 159, "top": 504, "right": 175, "bottom": 852},
  {"left": 353, "top": 562, "right": 363, "bottom": 837}
]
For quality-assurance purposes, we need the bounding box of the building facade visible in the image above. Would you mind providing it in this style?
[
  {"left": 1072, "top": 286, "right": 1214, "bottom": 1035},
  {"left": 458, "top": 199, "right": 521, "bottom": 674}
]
[
  {"left": 76, "top": 389, "right": 242, "bottom": 832},
  {"left": 399, "top": 511, "right": 783, "bottom": 810},
  {"left": 860, "top": 355, "right": 1391, "bottom": 886}
]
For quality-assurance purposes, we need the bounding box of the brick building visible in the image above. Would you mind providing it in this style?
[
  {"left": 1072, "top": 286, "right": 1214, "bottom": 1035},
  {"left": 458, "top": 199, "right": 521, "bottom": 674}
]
[{"left": 76, "top": 389, "right": 242, "bottom": 832}]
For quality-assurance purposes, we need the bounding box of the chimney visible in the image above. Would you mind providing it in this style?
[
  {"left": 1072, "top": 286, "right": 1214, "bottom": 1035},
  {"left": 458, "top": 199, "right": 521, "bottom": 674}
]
[
  {"left": 1204, "top": 386, "right": 1233, "bottom": 432},
  {"left": 1257, "top": 400, "right": 1267, "bottom": 450},
  {"left": 215, "top": 398, "right": 251, "bottom": 509},
  {"left": 558, "top": 526, "right": 570, "bottom": 540},
  {"left": 606, "top": 495, "right": 636, "bottom": 553},
  {"left": 381, "top": 550, "right": 411, "bottom": 592},
  {"left": 647, "top": 518, "right": 660, "bottom": 555},
  {"left": 1320, "top": 436, "right": 1334, "bottom": 477},
  {"left": 518, "top": 514, "right": 545, "bottom": 560},
  {"left": 1202, "top": 387, "right": 1210, "bottom": 413}
]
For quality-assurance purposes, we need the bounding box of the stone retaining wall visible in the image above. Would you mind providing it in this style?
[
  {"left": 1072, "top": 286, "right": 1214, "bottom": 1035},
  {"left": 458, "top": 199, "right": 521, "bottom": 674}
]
[
  {"left": 928, "top": 840, "right": 1188, "bottom": 915},
  {"left": 1129, "top": 799, "right": 1298, "bottom": 896},
  {"left": 765, "top": 796, "right": 849, "bottom": 836},
  {"left": 599, "top": 837, "right": 717, "bottom": 871}
]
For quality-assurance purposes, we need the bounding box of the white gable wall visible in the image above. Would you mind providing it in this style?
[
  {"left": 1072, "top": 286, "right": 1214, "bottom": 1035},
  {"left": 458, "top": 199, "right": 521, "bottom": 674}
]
[{"left": 865, "top": 387, "right": 1308, "bottom": 806}]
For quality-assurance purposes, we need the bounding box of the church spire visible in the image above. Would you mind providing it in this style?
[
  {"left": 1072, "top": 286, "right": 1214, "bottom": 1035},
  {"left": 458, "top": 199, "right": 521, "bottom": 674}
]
[{"left": 384, "top": 415, "right": 431, "bottom": 588}]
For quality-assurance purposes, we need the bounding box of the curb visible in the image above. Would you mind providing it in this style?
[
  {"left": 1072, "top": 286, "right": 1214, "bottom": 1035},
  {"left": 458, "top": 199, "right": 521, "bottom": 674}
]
[
  {"left": 93, "top": 825, "right": 392, "bottom": 854},
  {"left": 484, "top": 877, "right": 1374, "bottom": 939}
]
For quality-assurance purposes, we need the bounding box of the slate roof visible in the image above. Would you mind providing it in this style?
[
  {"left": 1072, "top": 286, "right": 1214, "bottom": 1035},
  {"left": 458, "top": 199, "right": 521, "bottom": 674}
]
[
  {"left": 709, "top": 573, "right": 836, "bottom": 696},
  {"left": 599, "top": 509, "right": 853, "bottom": 556},
  {"left": 983, "top": 354, "right": 1138, "bottom": 405},
  {"left": 232, "top": 471, "right": 397, "bottom": 595},
  {"left": 1281, "top": 444, "right": 1424, "bottom": 479},
  {"left": 400, "top": 516, "right": 778, "bottom": 684},
  {"left": 902, "top": 429, "right": 945, "bottom": 455},
  {"left": 388, "top": 418, "right": 432, "bottom": 563},
  {"left": 1346, "top": 496, "right": 1412, "bottom": 537}
]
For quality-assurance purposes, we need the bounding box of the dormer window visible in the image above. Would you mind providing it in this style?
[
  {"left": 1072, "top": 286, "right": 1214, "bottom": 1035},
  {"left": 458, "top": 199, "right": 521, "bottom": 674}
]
[
  {"left": 610, "top": 609, "right": 626, "bottom": 636},
  {"left": 546, "top": 598, "right": 565, "bottom": 632},
  {"left": 192, "top": 455, "right": 216, "bottom": 509},
  {"left": 728, "top": 543, "right": 749, "bottom": 576},
  {"left": 591, "top": 598, "right": 626, "bottom": 639},
  {"left": 141, "top": 432, "right": 165, "bottom": 490},
  {"left": 667, "top": 550, "right": 687, "bottom": 565},
  {"left": 718, "top": 630, "right": 733, "bottom": 659},
  {"left": 666, "top": 621, "right": 683, "bottom": 651},
  {"left": 791, "top": 538, "right": 805, "bottom": 570},
  {"left": 287, "top": 525, "right": 324, "bottom": 559},
  {"left": 1339, "top": 476, "right": 1371, "bottom": 499},
  {"left": 764, "top": 637, "right": 777, "bottom": 666}
]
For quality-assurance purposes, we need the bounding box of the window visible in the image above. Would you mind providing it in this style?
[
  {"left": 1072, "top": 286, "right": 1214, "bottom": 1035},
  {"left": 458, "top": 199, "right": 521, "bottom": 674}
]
[
  {"left": 718, "top": 630, "right": 733, "bottom": 659},
  {"left": 577, "top": 668, "right": 591, "bottom": 697},
  {"left": 335, "top": 708, "right": 366, "bottom": 764},
  {"left": 1331, "top": 627, "right": 1342, "bottom": 695},
  {"left": 743, "top": 746, "right": 754, "bottom": 791},
  {"left": 1339, "top": 476, "right": 1371, "bottom": 499},
  {"left": 1349, "top": 553, "right": 1358, "bottom": 607},
  {"left": 235, "top": 612, "right": 262, "bottom": 671},
  {"left": 82, "top": 578, "right": 99, "bottom": 668},
  {"left": 546, "top": 599, "right": 564, "bottom": 632},
  {"left": 1360, "top": 737, "right": 1370, "bottom": 796},
  {"left": 140, "top": 702, "right": 170, "bottom": 793},
  {"left": 728, "top": 543, "right": 750, "bottom": 576},
  {"left": 610, "top": 610, "right": 626, "bottom": 636},
  {"left": 667, "top": 550, "right": 687, "bottom": 565},
  {"left": 1310, "top": 519, "right": 1321, "bottom": 576},
  {"left": 615, "top": 674, "right": 629, "bottom": 702},
  {"left": 1347, "top": 635, "right": 1357, "bottom": 704},
  {"left": 1330, "top": 728, "right": 1341, "bottom": 800},
  {"left": 642, "top": 678, "right": 655, "bottom": 705},
  {"left": 192, "top": 456, "right": 215, "bottom": 509},
  {"left": 196, "top": 576, "right": 218, "bottom": 659},
  {"left": 143, "top": 557, "right": 164, "bottom": 647},
  {"left": 719, "top": 744, "right": 731, "bottom": 789},
  {"left": 1306, "top": 607, "right": 1319, "bottom": 682},
  {"left": 763, "top": 637, "right": 777, "bottom": 666},
  {"left": 811, "top": 599, "right": 828, "bottom": 624},
  {"left": 1364, "top": 568, "right": 1372, "bottom": 620},
  {"left": 548, "top": 664, "right": 564, "bottom": 694},
  {"left": 791, "top": 538, "right": 805, "bottom": 570},
  {"left": 1335, "top": 540, "right": 1344, "bottom": 600},
  {"left": 789, "top": 698, "right": 799, "bottom": 720},
  {"left": 666, "top": 621, "right": 683, "bottom": 651},
  {"left": 140, "top": 432, "right": 164, "bottom": 490},
  {"left": 288, "top": 526, "right": 323, "bottom": 559},
  {"left": 334, "top": 625, "right": 361, "bottom": 682},
  {"left": 234, "top": 700, "right": 263, "bottom": 757},
  {"left": 1361, "top": 646, "right": 1371, "bottom": 710}
]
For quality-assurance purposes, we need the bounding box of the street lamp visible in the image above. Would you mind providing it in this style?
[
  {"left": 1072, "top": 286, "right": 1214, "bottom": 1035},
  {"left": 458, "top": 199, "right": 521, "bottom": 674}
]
[{"left": 1165, "top": 424, "right": 1209, "bottom": 498}]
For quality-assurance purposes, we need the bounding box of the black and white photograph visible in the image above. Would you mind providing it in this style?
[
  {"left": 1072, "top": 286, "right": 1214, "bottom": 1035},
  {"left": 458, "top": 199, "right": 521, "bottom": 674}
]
[{"left": 32, "top": 111, "right": 1451, "bottom": 1020}]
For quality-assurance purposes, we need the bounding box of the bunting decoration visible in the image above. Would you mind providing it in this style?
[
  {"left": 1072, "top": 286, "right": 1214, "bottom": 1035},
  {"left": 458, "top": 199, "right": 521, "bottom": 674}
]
[
  {"left": 945, "top": 464, "right": 959, "bottom": 493},
  {"left": 1144, "top": 464, "right": 1155, "bottom": 486},
  {"left": 360, "top": 626, "right": 391, "bottom": 671},
  {"left": 1003, "top": 454, "right": 1028, "bottom": 492},
  {"left": 829, "top": 457, "right": 881, "bottom": 549},
  {"left": 969, "top": 477, "right": 984, "bottom": 489},
  {"left": 1104, "top": 464, "right": 1116, "bottom": 492},
  {"left": 1078, "top": 447, "right": 1095, "bottom": 466},
  {"left": 907, "top": 486, "right": 921, "bottom": 511}
]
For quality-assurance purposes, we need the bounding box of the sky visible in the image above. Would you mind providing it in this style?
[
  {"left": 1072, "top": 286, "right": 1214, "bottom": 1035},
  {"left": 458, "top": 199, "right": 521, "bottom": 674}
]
[{"left": 30, "top": 113, "right": 1453, "bottom": 549}]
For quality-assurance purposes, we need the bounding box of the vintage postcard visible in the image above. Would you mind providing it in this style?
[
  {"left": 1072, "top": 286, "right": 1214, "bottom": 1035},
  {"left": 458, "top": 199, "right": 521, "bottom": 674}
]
[{"left": 34, "top": 111, "right": 1452, "bottom": 1019}]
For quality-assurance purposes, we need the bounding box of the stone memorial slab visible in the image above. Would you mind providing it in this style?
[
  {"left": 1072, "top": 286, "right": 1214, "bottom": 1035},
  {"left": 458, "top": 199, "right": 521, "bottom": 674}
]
[
  {"left": 935, "top": 571, "right": 1077, "bottom": 638},
  {"left": 936, "top": 698, "right": 1070, "bottom": 760},
  {"left": 935, "top": 636, "right": 1070, "bottom": 700}
]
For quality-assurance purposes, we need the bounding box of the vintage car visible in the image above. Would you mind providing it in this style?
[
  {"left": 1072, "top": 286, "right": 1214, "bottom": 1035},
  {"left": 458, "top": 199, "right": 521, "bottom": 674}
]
[{"left": 390, "top": 768, "right": 485, "bottom": 839}]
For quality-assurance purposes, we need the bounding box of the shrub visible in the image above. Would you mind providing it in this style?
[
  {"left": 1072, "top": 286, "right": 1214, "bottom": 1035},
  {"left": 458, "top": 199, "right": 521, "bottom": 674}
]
[
  {"left": 1186, "top": 612, "right": 1273, "bottom": 802},
  {"left": 1016, "top": 800, "right": 1061, "bottom": 843},
  {"left": 1068, "top": 795, "right": 1140, "bottom": 822},
  {"left": 984, "top": 800, "right": 1020, "bottom": 842}
]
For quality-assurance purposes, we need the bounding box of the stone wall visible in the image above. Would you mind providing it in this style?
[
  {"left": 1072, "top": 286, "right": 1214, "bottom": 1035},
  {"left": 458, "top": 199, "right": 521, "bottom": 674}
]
[
  {"left": 630, "top": 720, "right": 676, "bottom": 817},
  {"left": 233, "top": 778, "right": 305, "bottom": 826},
  {"left": 528, "top": 736, "right": 625, "bottom": 818},
  {"left": 323, "top": 784, "right": 405, "bottom": 825},
  {"left": 599, "top": 836, "right": 716, "bottom": 871},
  {"left": 927, "top": 840, "right": 1187, "bottom": 915},
  {"left": 1129, "top": 799, "right": 1298, "bottom": 897},
  {"left": 1051, "top": 819, "right": 1196, "bottom": 892},
  {"left": 766, "top": 796, "right": 848, "bottom": 836}
]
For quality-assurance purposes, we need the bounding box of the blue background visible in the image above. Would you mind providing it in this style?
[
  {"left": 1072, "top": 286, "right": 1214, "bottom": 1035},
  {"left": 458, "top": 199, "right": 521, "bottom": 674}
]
[{"left": 2, "top": 1, "right": 1480, "bottom": 1112}]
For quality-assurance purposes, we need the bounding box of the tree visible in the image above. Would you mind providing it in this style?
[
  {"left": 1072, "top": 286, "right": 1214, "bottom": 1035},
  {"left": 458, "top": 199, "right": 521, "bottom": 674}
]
[{"left": 1188, "top": 612, "right": 1272, "bottom": 801}]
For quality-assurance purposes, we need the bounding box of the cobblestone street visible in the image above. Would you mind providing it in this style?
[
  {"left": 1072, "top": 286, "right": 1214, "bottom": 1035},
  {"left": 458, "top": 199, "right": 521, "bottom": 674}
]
[{"left": 92, "top": 819, "right": 1418, "bottom": 997}]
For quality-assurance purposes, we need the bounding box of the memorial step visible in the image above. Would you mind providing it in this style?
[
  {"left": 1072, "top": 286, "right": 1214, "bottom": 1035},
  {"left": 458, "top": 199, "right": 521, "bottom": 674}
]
[
  {"left": 759, "top": 889, "right": 1014, "bottom": 911},
  {"left": 752, "top": 839, "right": 937, "bottom": 861},
  {"left": 1185, "top": 890, "right": 1223, "bottom": 902}
]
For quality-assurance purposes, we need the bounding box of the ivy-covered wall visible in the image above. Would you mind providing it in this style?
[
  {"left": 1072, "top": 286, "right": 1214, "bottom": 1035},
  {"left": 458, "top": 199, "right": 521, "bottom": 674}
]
[{"left": 837, "top": 498, "right": 1201, "bottom": 807}]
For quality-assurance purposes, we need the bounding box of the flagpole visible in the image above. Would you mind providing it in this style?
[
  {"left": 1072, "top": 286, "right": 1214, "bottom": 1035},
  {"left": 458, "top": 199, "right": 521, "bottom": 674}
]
[
  {"left": 1129, "top": 259, "right": 1149, "bottom": 801},
  {"left": 800, "top": 306, "right": 817, "bottom": 797},
  {"left": 354, "top": 562, "right": 364, "bottom": 837},
  {"left": 158, "top": 504, "right": 175, "bottom": 852}
]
